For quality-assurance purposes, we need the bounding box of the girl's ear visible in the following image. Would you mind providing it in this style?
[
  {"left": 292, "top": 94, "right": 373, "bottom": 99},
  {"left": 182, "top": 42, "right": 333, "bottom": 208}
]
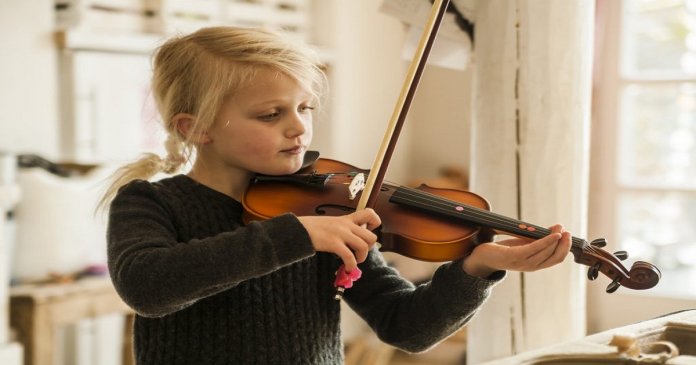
[{"left": 172, "top": 113, "right": 212, "bottom": 144}]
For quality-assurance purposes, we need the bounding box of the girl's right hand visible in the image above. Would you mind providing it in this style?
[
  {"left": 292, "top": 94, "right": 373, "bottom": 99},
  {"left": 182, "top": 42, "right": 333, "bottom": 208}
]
[{"left": 297, "top": 208, "right": 382, "bottom": 272}]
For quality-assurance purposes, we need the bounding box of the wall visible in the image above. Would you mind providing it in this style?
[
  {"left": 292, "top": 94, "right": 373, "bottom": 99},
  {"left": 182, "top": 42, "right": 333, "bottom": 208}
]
[
  {"left": 319, "top": 1, "right": 472, "bottom": 187},
  {"left": 0, "top": 0, "right": 60, "bottom": 159},
  {"left": 409, "top": 65, "right": 472, "bottom": 183},
  {"left": 323, "top": 1, "right": 411, "bottom": 182}
]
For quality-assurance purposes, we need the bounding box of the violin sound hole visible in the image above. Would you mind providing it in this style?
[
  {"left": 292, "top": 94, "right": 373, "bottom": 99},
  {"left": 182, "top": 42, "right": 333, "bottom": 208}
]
[{"left": 316, "top": 204, "right": 356, "bottom": 215}]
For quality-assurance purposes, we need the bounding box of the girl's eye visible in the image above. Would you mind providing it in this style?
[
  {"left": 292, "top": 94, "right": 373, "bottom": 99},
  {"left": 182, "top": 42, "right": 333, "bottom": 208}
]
[
  {"left": 300, "top": 105, "right": 315, "bottom": 113},
  {"left": 258, "top": 111, "right": 281, "bottom": 121}
]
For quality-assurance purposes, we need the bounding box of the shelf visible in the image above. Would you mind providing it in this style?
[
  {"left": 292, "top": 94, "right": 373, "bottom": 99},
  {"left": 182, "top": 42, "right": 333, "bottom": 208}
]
[
  {"left": 55, "top": 29, "right": 335, "bottom": 63},
  {"left": 55, "top": 30, "right": 166, "bottom": 54}
]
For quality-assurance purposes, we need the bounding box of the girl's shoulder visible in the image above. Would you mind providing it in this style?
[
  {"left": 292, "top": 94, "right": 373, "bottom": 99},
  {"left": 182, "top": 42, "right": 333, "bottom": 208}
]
[
  {"left": 113, "top": 174, "right": 195, "bottom": 207},
  {"left": 116, "top": 174, "right": 240, "bottom": 209},
  {"left": 116, "top": 175, "right": 174, "bottom": 195},
  {"left": 110, "top": 175, "right": 203, "bottom": 219},
  {"left": 118, "top": 174, "right": 192, "bottom": 194}
]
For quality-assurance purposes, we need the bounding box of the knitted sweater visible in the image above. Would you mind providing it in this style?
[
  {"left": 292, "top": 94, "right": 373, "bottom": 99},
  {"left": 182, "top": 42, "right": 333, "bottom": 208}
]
[{"left": 107, "top": 174, "right": 503, "bottom": 364}]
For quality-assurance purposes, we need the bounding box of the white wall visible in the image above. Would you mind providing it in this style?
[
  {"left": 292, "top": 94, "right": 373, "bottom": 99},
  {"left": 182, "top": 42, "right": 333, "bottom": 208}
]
[
  {"left": 409, "top": 65, "right": 472, "bottom": 183},
  {"left": 0, "top": 0, "right": 60, "bottom": 159},
  {"left": 317, "top": 1, "right": 472, "bottom": 187},
  {"left": 322, "top": 2, "right": 411, "bottom": 183}
]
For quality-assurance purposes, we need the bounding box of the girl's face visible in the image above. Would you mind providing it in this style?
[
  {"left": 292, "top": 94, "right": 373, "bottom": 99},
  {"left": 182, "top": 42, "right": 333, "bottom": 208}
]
[{"left": 202, "top": 68, "right": 314, "bottom": 177}]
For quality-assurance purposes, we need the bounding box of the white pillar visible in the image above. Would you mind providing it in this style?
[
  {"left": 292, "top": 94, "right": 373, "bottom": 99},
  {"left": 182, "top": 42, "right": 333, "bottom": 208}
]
[{"left": 467, "top": 0, "right": 594, "bottom": 363}]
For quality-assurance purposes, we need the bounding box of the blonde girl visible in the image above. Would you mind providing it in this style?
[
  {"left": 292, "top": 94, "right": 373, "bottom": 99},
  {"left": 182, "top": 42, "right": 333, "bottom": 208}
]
[{"left": 104, "top": 26, "right": 571, "bottom": 364}]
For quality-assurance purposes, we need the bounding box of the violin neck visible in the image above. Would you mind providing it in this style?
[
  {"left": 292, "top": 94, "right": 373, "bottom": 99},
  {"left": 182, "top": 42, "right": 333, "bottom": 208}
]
[{"left": 389, "top": 186, "right": 587, "bottom": 249}]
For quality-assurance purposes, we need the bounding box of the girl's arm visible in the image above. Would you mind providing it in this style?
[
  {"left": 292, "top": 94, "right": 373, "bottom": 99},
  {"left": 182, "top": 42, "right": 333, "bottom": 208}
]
[
  {"left": 344, "top": 249, "right": 503, "bottom": 353},
  {"left": 107, "top": 180, "right": 315, "bottom": 317},
  {"left": 344, "top": 228, "right": 570, "bottom": 353}
]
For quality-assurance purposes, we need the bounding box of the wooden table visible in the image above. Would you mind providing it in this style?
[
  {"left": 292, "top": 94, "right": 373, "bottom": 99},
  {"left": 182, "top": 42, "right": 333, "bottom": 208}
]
[{"left": 9, "top": 277, "right": 134, "bottom": 365}]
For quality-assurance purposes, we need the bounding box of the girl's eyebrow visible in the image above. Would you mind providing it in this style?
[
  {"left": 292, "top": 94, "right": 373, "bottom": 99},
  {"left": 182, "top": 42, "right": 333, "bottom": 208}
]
[{"left": 249, "top": 97, "right": 313, "bottom": 109}]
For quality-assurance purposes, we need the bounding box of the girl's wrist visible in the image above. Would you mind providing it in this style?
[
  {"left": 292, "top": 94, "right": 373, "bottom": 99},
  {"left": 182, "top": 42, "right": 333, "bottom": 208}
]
[{"left": 461, "top": 256, "right": 496, "bottom": 279}]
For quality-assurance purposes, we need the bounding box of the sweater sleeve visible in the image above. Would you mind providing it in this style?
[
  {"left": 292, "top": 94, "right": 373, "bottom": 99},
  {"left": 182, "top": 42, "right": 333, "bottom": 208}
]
[
  {"left": 107, "top": 180, "right": 315, "bottom": 318},
  {"left": 344, "top": 248, "right": 504, "bottom": 353}
]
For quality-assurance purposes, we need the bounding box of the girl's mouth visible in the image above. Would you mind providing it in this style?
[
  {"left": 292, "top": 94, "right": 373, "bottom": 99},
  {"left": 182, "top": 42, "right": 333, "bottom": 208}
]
[{"left": 281, "top": 145, "right": 305, "bottom": 154}]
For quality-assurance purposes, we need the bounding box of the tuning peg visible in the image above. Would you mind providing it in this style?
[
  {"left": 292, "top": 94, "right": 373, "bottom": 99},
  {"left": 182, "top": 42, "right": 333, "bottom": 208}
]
[
  {"left": 590, "top": 238, "right": 607, "bottom": 248},
  {"left": 587, "top": 263, "right": 601, "bottom": 281},
  {"left": 613, "top": 250, "right": 628, "bottom": 260},
  {"left": 606, "top": 278, "right": 621, "bottom": 293}
]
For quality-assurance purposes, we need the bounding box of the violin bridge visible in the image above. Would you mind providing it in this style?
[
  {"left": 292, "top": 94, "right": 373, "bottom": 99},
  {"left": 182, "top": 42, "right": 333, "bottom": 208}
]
[{"left": 348, "top": 173, "right": 365, "bottom": 200}]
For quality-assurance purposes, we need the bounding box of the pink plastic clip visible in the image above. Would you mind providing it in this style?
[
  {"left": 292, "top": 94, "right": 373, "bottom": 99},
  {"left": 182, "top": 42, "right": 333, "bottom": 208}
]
[{"left": 333, "top": 264, "right": 362, "bottom": 300}]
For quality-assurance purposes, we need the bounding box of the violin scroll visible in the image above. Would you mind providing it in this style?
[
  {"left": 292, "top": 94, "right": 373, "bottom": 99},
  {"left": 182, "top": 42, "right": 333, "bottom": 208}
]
[
  {"left": 623, "top": 261, "right": 662, "bottom": 290},
  {"left": 572, "top": 238, "right": 661, "bottom": 293}
]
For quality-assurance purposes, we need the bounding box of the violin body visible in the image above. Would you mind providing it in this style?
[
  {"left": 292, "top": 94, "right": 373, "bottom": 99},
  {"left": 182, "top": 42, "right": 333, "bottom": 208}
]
[
  {"left": 243, "top": 157, "right": 662, "bottom": 293},
  {"left": 243, "top": 158, "right": 494, "bottom": 262}
]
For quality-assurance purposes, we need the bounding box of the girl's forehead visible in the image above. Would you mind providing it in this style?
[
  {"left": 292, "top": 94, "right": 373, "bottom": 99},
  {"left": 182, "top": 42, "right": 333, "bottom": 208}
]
[{"left": 232, "top": 69, "right": 311, "bottom": 101}]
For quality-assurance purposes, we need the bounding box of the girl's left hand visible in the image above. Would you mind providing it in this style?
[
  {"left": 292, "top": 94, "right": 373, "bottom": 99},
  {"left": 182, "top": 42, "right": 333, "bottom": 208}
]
[{"left": 462, "top": 224, "right": 572, "bottom": 278}]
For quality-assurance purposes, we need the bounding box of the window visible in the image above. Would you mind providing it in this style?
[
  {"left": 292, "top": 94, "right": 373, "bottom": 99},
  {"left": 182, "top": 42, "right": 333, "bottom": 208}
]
[{"left": 594, "top": 0, "right": 696, "bottom": 297}]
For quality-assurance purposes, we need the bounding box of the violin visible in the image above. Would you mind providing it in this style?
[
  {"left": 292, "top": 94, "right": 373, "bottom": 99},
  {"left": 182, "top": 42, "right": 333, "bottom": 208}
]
[{"left": 242, "top": 155, "right": 661, "bottom": 294}]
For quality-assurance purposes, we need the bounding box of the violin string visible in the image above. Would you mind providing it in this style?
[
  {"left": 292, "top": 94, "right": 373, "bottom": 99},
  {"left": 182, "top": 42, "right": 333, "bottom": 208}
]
[
  {"left": 390, "top": 187, "right": 545, "bottom": 237},
  {"left": 382, "top": 183, "right": 593, "bottom": 252},
  {"left": 398, "top": 185, "right": 596, "bottom": 253}
]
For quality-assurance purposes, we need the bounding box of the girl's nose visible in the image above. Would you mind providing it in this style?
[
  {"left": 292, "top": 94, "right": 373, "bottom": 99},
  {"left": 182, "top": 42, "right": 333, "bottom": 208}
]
[{"left": 285, "top": 112, "right": 308, "bottom": 138}]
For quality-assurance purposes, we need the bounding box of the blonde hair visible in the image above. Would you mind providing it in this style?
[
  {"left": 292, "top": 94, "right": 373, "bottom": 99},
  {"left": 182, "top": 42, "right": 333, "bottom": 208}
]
[{"left": 98, "top": 26, "right": 326, "bottom": 211}]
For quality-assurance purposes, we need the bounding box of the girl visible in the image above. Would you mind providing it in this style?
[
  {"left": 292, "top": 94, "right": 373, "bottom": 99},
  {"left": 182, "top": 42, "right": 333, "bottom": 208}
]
[{"left": 102, "top": 26, "right": 571, "bottom": 364}]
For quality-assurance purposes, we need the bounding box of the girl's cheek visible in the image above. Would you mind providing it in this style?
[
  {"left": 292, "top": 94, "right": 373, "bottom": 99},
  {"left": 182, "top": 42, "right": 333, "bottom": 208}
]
[{"left": 242, "top": 139, "right": 272, "bottom": 155}]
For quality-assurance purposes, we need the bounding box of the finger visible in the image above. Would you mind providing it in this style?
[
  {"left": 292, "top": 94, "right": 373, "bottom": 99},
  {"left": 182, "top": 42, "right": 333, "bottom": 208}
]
[
  {"left": 548, "top": 224, "right": 564, "bottom": 235},
  {"left": 514, "top": 232, "right": 561, "bottom": 258},
  {"left": 526, "top": 238, "right": 562, "bottom": 268},
  {"left": 529, "top": 231, "right": 572, "bottom": 268},
  {"left": 545, "top": 231, "right": 572, "bottom": 264},
  {"left": 335, "top": 244, "right": 358, "bottom": 272},
  {"left": 352, "top": 208, "right": 382, "bottom": 230},
  {"left": 343, "top": 234, "right": 370, "bottom": 263},
  {"left": 351, "top": 224, "right": 378, "bottom": 247}
]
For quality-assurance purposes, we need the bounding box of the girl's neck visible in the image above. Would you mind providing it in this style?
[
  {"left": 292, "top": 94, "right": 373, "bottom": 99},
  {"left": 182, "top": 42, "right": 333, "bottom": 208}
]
[{"left": 187, "top": 164, "right": 253, "bottom": 201}]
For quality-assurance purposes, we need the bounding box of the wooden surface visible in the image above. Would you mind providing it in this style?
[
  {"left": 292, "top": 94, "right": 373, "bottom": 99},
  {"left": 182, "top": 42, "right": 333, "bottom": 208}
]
[
  {"left": 10, "top": 277, "right": 134, "bottom": 365},
  {"left": 478, "top": 310, "right": 696, "bottom": 365}
]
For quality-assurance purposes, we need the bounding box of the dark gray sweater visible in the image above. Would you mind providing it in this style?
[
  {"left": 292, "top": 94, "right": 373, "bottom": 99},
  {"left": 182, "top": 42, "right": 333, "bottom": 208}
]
[{"left": 107, "top": 174, "right": 503, "bottom": 364}]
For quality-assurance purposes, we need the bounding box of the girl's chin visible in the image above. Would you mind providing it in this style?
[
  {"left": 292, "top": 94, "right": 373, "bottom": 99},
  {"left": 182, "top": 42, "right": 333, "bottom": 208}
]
[{"left": 261, "top": 161, "right": 304, "bottom": 176}]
